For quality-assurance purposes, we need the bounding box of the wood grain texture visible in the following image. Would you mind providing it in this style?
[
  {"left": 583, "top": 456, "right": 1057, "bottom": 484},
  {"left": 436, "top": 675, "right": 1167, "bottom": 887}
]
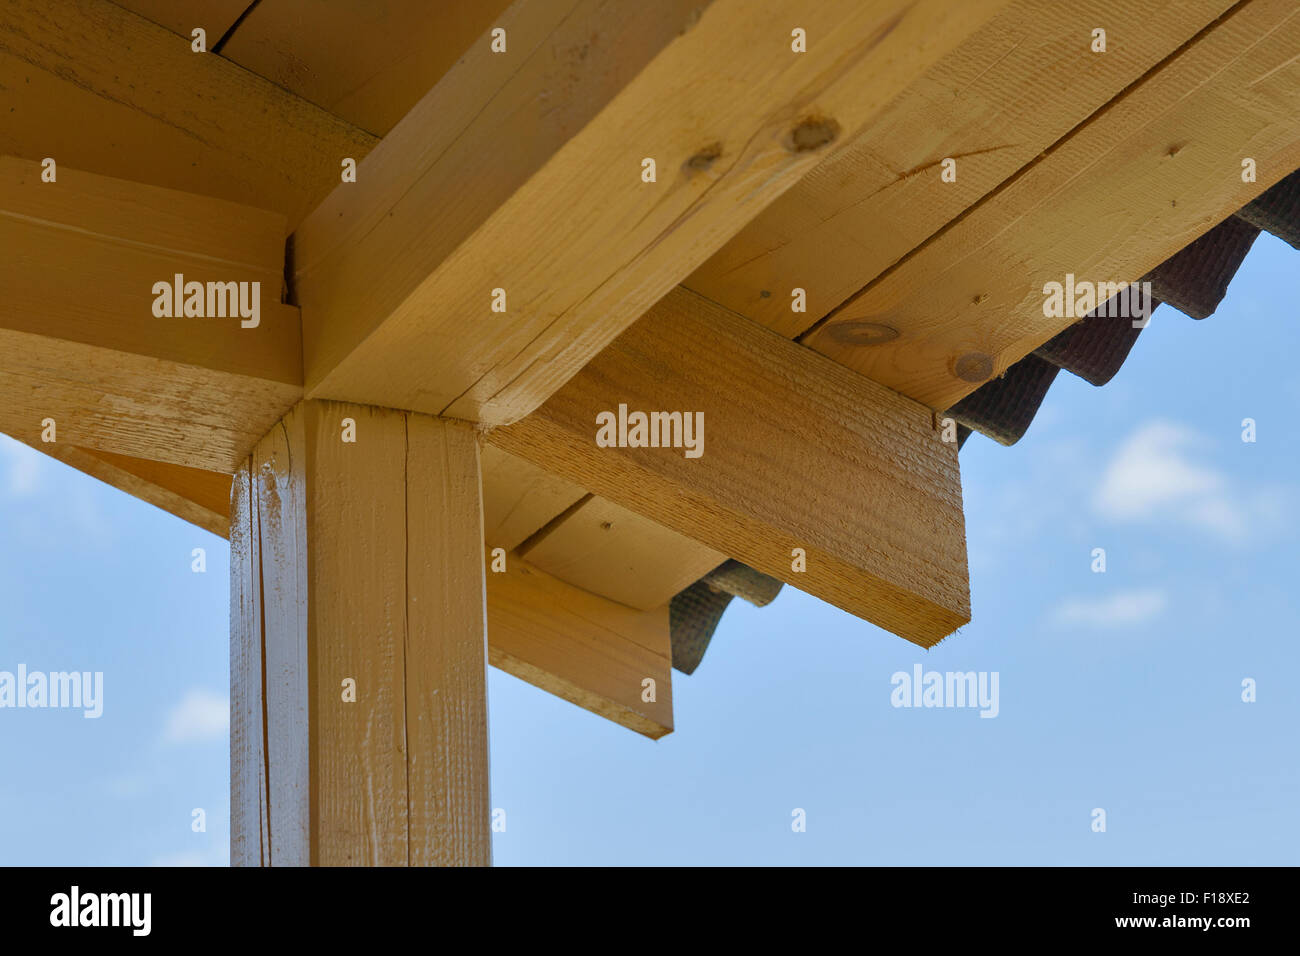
[
  {"left": 488, "top": 557, "right": 673, "bottom": 739},
  {"left": 0, "top": 158, "right": 303, "bottom": 471},
  {"left": 253, "top": 407, "right": 313, "bottom": 866},
  {"left": 0, "top": 0, "right": 376, "bottom": 230},
  {"left": 490, "top": 287, "right": 970, "bottom": 647},
  {"left": 801, "top": 0, "right": 1300, "bottom": 410},
  {"left": 405, "top": 416, "right": 491, "bottom": 866},
  {"left": 0, "top": 328, "right": 300, "bottom": 473},
  {"left": 519, "top": 495, "right": 725, "bottom": 611},
  {"left": 26, "top": 439, "right": 678, "bottom": 738},
  {"left": 0, "top": 157, "right": 298, "bottom": 381},
  {"left": 217, "top": 0, "right": 513, "bottom": 136},
  {"left": 293, "top": 0, "right": 1012, "bottom": 426},
  {"left": 480, "top": 445, "right": 586, "bottom": 552},
  {"left": 686, "top": 0, "right": 1235, "bottom": 338},
  {"left": 21, "top": 442, "right": 231, "bottom": 538},
  {"left": 109, "top": 0, "right": 249, "bottom": 39},
  {"left": 230, "top": 401, "right": 491, "bottom": 866},
  {"left": 229, "top": 459, "right": 269, "bottom": 866}
]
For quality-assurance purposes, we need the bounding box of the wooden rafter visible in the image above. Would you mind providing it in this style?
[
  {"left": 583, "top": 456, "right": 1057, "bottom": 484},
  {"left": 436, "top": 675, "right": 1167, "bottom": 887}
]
[
  {"left": 0, "top": 0, "right": 375, "bottom": 229},
  {"left": 0, "top": 158, "right": 301, "bottom": 470},
  {"left": 800, "top": 0, "right": 1300, "bottom": 410},
  {"left": 491, "top": 287, "right": 971, "bottom": 647},
  {"left": 292, "top": 0, "right": 1014, "bottom": 427},
  {"left": 684, "top": 0, "right": 1238, "bottom": 338},
  {"left": 22, "top": 440, "right": 674, "bottom": 738}
]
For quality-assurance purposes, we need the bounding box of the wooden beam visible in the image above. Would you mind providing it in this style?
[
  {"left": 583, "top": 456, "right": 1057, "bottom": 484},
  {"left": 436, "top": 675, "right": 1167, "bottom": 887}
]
[
  {"left": 109, "top": 0, "right": 249, "bottom": 40},
  {"left": 519, "top": 495, "right": 725, "bottom": 611},
  {"left": 214, "top": 0, "right": 515, "bottom": 136},
  {"left": 489, "top": 557, "right": 674, "bottom": 739},
  {"left": 0, "top": 0, "right": 375, "bottom": 229},
  {"left": 0, "top": 158, "right": 302, "bottom": 471},
  {"left": 293, "top": 0, "right": 1012, "bottom": 427},
  {"left": 23, "top": 441, "right": 231, "bottom": 538},
  {"left": 231, "top": 400, "right": 491, "bottom": 866},
  {"left": 684, "top": 0, "right": 1237, "bottom": 338},
  {"left": 490, "top": 287, "right": 970, "bottom": 647},
  {"left": 800, "top": 0, "right": 1300, "bottom": 410},
  {"left": 480, "top": 445, "right": 586, "bottom": 552},
  {"left": 22, "top": 437, "right": 673, "bottom": 737}
]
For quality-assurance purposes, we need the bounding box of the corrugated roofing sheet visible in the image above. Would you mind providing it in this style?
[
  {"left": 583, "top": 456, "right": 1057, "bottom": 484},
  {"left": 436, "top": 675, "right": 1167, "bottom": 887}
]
[
  {"left": 671, "top": 167, "right": 1300, "bottom": 671},
  {"left": 953, "top": 168, "right": 1300, "bottom": 448}
]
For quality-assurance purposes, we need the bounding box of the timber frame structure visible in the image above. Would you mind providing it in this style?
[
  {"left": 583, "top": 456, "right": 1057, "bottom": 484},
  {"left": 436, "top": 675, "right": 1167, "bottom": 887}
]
[{"left": 3, "top": 0, "right": 1298, "bottom": 865}]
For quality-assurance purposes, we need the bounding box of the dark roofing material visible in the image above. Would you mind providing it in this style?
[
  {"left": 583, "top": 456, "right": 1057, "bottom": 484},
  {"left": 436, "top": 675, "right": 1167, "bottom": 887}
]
[
  {"left": 949, "top": 353, "right": 1061, "bottom": 446},
  {"left": 950, "top": 167, "right": 1300, "bottom": 449},
  {"left": 1146, "top": 214, "right": 1258, "bottom": 319},
  {"left": 1032, "top": 302, "right": 1150, "bottom": 386},
  {"left": 672, "top": 168, "right": 1300, "bottom": 667},
  {"left": 669, "top": 560, "right": 782, "bottom": 674},
  {"left": 1237, "top": 169, "right": 1300, "bottom": 249}
]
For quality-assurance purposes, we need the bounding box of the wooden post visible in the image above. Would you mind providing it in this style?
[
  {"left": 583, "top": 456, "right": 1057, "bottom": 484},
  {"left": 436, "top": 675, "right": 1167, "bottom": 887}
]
[{"left": 230, "top": 400, "right": 490, "bottom": 866}]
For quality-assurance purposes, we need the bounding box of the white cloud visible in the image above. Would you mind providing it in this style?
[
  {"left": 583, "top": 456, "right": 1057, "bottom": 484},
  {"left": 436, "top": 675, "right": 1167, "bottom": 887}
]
[
  {"left": 163, "top": 689, "right": 229, "bottom": 744},
  {"left": 1091, "top": 421, "right": 1258, "bottom": 542},
  {"left": 1052, "top": 589, "right": 1167, "bottom": 628}
]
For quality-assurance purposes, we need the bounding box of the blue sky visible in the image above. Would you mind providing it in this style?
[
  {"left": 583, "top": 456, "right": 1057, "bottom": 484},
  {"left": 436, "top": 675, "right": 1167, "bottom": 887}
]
[{"left": 1, "top": 233, "right": 1297, "bottom": 866}]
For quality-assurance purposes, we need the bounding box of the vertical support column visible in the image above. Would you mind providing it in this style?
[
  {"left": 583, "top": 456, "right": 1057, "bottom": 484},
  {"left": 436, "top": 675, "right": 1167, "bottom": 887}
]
[{"left": 230, "top": 399, "right": 490, "bottom": 866}]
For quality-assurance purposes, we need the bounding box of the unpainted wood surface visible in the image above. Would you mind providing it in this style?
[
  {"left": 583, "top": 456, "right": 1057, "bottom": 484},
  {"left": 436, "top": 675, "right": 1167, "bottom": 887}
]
[
  {"left": 0, "top": 0, "right": 376, "bottom": 230},
  {"left": 0, "top": 327, "right": 300, "bottom": 473},
  {"left": 520, "top": 495, "right": 725, "bottom": 611},
  {"left": 488, "top": 557, "right": 673, "bottom": 739},
  {"left": 491, "top": 287, "right": 970, "bottom": 647},
  {"left": 110, "top": 0, "right": 249, "bottom": 39},
  {"left": 22, "top": 441, "right": 232, "bottom": 538},
  {"left": 21, "top": 437, "right": 681, "bottom": 737},
  {"left": 231, "top": 401, "right": 491, "bottom": 866},
  {"left": 229, "top": 459, "right": 268, "bottom": 865},
  {"left": 480, "top": 445, "right": 587, "bottom": 552},
  {"left": 686, "top": 0, "right": 1236, "bottom": 338},
  {"left": 0, "top": 157, "right": 303, "bottom": 471},
  {"left": 0, "top": 157, "right": 298, "bottom": 381},
  {"left": 217, "top": 0, "right": 515, "bottom": 136},
  {"left": 802, "top": 0, "right": 1300, "bottom": 410},
  {"left": 294, "top": 0, "right": 1012, "bottom": 427}
]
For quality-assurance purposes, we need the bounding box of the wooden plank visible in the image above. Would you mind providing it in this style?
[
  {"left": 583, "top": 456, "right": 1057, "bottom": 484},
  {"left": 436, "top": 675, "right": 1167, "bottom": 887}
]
[
  {"left": 12, "top": 424, "right": 573, "bottom": 552},
  {"left": 251, "top": 406, "right": 312, "bottom": 865},
  {"left": 110, "top": 0, "right": 249, "bottom": 40},
  {"left": 480, "top": 445, "right": 586, "bottom": 552},
  {"left": 490, "top": 287, "right": 969, "bottom": 647},
  {"left": 519, "top": 495, "right": 725, "bottom": 611},
  {"left": 405, "top": 416, "right": 493, "bottom": 865},
  {"left": 0, "top": 158, "right": 302, "bottom": 471},
  {"left": 685, "top": 0, "right": 1236, "bottom": 338},
  {"left": 217, "top": 0, "right": 513, "bottom": 136},
  {"left": 231, "top": 400, "right": 491, "bottom": 866},
  {"left": 801, "top": 0, "right": 1300, "bottom": 411},
  {"left": 21, "top": 441, "right": 231, "bottom": 538},
  {"left": 22, "top": 432, "right": 673, "bottom": 739},
  {"left": 488, "top": 557, "right": 673, "bottom": 739},
  {"left": 229, "top": 457, "right": 268, "bottom": 866},
  {"left": 0, "top": 0, "right": 376, "bottom": 229},
  {"left": 293, "top": 0, "right": 1012, "bottom": 427}
]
